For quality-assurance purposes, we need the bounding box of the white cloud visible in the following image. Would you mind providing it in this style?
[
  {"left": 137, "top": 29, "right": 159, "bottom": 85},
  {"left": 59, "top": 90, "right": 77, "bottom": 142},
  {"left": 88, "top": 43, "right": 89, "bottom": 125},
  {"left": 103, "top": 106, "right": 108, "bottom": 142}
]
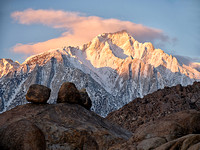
[{"left": 11, "top": 8, "right": 169, "bottom": 54}]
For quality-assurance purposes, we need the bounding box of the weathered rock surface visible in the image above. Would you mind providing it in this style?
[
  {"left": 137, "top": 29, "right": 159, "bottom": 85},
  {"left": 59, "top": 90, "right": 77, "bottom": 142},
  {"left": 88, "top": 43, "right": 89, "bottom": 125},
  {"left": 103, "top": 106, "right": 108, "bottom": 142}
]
[
  {"left": 109, "top": 110, "right": 200, "bottom": 150},
  {"left": 26, "top": 84, "right": 51, "bottom": 103},
  {"left": 107, "top": 82, "right": 200, "bottom": 150},
  {"left": 106, "top": 82, "right": 200, "bottom": 133},
  {"left": 155, "top": 134, "right": 200, "bottom": 150},
  {"left": 79, "top": 88, "right": 92, "bottom": 110},
  {"left": 57, "top": 82, "right": 81, "bottom": 104},
  {"left": 134, "top": 110, "right": 200, "bottom": 148},
  {"left": 0, "top": 119, "right": 46, "bottom": 150},
  {"left": 0, "top": 103, "right": 131, "bottom": 150}
]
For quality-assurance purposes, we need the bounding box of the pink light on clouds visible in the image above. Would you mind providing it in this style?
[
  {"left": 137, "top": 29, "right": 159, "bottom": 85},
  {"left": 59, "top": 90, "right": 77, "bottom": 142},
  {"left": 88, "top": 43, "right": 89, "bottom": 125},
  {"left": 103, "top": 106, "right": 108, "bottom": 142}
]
[{"left": 11, "top": 9, "right": 169, "bottom": 54}]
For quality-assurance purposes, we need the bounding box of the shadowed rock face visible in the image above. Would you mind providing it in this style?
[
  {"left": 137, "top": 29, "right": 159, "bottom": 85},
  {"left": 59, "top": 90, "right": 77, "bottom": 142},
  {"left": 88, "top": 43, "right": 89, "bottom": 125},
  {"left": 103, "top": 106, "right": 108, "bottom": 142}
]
[
  {"left": 0, "top": 119, "right": 46, "bottom": 150},
  {"left": 0, "top": 103, "right": 131, "bottom": 150},
  {"left": 109, "top": 110, "right": 200, "bottom": 150},
  {"left": 79, "top": 88, "right": 92, "bottom": 110},
  {"left": 56, "top": 82, "right": 92, "bottom": 110},
  {"left": 26, "top": 84, "right": 51, "bottom": 104},
  {"left": 1, "top": 81, "right": 200, "bottom": 149},
  {"left": 107, "top": 82, "right": 200, "bottom": 150},
  {"left": 155, "top": 134, "right": 200, "bottom": 150},
  {"left": 57, "top": 82, "right": 81, "bottom": 104},
  {"left": 133, "top": 110, "right": 200, "bottom": 142},
  {"left": 106, "top": 82, "right": 200, "bottom": 133}
]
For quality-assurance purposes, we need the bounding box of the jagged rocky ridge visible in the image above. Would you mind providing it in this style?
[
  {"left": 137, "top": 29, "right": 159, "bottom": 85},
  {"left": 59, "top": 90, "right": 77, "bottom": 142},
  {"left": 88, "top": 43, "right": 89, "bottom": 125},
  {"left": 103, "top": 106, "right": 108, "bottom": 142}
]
[
  {"left": 0, "top": 31, "right": 200, "bottom": 116},
  {"left": 0, "top": 58, "right": 20, "bottom": 78}
]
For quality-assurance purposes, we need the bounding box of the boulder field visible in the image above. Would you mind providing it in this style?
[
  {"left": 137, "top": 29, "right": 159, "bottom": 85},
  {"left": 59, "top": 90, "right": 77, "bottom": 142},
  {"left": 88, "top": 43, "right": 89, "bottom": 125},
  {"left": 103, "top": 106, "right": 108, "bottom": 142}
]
[{"left": 0, "top": 82, "right": 200, "bottom": 150}]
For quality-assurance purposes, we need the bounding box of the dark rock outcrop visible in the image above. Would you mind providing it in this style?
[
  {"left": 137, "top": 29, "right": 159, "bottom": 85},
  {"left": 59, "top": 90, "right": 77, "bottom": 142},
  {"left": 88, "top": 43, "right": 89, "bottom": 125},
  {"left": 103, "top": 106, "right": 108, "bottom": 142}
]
[
  {"left": 133, "top": 110, "right": 200, "bottom": 142},
  {"left": 1, "top": 81, "right": 200, "bottom": 149},
  {"left": 57, "top": 82, "right": 92, "bottom": 110},
  {"left": 155, "top": 134, "right": 200, "bottom": 150},
  {"left": 0, "top": 119, "right": 46, "bottom": 150},
  {"left": 0, "top": 103, "right": 131, "bottom": 150},
  {"left": 106, "top": 82, "right": 200, "bottom": 133},
  {"left": 26, "top": 84, "right": 51, "bottom": 103},
  {"left": 109, "top": 110, "right": 200, "bottom": 150},
  {"left": 79, "top": 88, "right": 92, "bottom": 110},
  {"left": 107, "top": 82, "right": 200, "bottom": 149},
  {"left": 57, "top": 82, "right": 81, "bottom": 104}
]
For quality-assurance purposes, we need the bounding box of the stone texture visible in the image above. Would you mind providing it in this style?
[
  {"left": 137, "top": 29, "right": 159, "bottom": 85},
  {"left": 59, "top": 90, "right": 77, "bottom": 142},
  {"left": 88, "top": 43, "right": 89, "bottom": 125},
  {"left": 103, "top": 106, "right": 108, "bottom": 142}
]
[
  {"left": 109, "top": 110, "right": 200, "bottom": 150},
  {"left": 79, "top": 88, "right": 92, "bottom": 110},
  {"left": 26, "top": 84, "right": 51, "bottom": 103},
  {"left": 57, "top": 82, "right": 81, "bottom": 104},
  {"left": 136, "top": 137, "right": 166, "bottom": 150},
  {"left": 132, "top": 110, "right": 200, "bottom": 144},
  {"left": 188, "top": 142, "right": 200, "bottom": 150},
  {"left": 155, "top": 134, "right": 200, "bottom": 150},
  {"left": 0, "top": 119, "right": 46, "bottom": 150},
  {"left": 106, "top": 82, "right": 200, "bottom": 133},
  {"left": 0, "top": 103, "right": 131, "bottom": 150},
  {"left": 107, "top": 82, "right": 200, "bottom": 150}
]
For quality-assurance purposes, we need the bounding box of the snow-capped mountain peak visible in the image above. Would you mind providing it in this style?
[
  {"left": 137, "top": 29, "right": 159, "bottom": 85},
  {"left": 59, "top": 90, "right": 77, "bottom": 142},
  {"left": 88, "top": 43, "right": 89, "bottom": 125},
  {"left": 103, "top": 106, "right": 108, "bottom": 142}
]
[
  {"left": 0, "top": 58, "right": 20, "bottom": 78},
  {"left": 0, "top": 30, "right": 200, "bottom": 116}
]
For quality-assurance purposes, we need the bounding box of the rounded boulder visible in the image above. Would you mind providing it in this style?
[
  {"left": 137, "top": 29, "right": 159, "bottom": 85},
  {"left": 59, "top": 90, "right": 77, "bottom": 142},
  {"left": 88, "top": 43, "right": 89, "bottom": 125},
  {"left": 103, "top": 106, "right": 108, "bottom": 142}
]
[
  {"left": 57, "top": 82, "right": 81, "bottom": 104},
  {"left": 26, "top": 84, "right": 51, "bottom": 104},
  {"left": 0, "top": 119, "right": 46, "bottom": 150}
]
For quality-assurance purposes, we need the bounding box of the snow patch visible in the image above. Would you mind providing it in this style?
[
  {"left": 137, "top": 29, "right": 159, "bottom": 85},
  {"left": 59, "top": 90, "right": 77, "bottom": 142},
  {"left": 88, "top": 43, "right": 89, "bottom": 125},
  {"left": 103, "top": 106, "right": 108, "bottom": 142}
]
[{"left": 2, "top": 77, "right": 27, "bottom": 112}]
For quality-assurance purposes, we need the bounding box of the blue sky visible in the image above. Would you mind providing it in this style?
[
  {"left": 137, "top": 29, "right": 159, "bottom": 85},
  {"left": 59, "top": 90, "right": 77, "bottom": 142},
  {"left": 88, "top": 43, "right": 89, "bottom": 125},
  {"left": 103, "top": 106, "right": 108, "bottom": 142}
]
[{"left": 0, "top": 0, "right": 200, "bottom": 63}]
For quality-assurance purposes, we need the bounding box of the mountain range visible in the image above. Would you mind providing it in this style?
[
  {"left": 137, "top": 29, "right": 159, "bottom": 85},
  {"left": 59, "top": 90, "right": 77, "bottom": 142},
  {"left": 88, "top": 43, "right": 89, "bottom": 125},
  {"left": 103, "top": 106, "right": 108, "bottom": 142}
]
[{"left": 0, "top": 30, "right": 200, "bottom": 116}]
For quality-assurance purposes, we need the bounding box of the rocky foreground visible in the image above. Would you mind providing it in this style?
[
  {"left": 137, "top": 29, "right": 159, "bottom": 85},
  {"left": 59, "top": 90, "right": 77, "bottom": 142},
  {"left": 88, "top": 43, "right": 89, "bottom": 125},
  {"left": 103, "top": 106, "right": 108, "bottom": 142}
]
[
  {"left": 109, "top": 110, "right": 200, "bottom": 150},
  {"left": 0, "top": 82, "right": 131, "bottom": 150},
  {"left": 107, "top": 82, "right": 200, "bottom": 132},
  {"left": 0, "top": 103, "right": 131, "bottom": 150},
  {"left": 107, "top": 82, "right": 200, "bottom": 149},
  {"left": 0, "top": 82, "right": 200, "bottom": 149}
]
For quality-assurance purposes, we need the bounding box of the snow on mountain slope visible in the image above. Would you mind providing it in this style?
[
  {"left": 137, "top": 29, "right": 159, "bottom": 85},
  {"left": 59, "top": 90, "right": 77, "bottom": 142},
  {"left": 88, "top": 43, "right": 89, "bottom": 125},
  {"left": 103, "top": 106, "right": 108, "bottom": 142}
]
[
  {"left": 0, "top": 30, "right": 200, "bottom": 116},
  {"left": 0, "top": 58, "right": 20, "bottom": 78}
]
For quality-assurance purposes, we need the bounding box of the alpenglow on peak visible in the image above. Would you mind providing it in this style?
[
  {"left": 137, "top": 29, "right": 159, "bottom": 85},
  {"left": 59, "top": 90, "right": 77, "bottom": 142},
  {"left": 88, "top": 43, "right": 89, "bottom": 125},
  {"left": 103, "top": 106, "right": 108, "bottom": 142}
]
[{"left": 0, "top": 30, "right": 200, "bottom": 117}]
